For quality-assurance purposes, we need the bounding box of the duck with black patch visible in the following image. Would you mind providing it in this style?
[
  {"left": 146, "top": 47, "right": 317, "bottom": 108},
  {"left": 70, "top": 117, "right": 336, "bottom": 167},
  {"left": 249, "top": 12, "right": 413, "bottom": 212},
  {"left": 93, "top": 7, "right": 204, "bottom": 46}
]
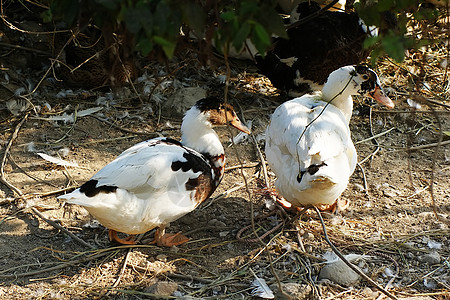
[
  {"left": 58, "top": 97, "right": 250, "bottom": 246},
  {"left": 256, "top": 1, "right": 395, "bottom": 96},
  {"left": 265, "top": 65, "right": 394, "bottom": 212}
]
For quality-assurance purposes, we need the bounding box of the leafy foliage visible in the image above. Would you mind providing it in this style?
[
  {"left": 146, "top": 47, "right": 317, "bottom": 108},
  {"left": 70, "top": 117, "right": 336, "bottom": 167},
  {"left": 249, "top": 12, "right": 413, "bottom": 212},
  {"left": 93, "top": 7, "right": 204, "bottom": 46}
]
[
  {"left": 42, "top": 0, "right": 286, "bottom": 59},
  {"left": 41, "top": 0, "right": 444, "bottom": 63},
  {"left": 356, "top": 0, "right": 441, "bottom": 63}
]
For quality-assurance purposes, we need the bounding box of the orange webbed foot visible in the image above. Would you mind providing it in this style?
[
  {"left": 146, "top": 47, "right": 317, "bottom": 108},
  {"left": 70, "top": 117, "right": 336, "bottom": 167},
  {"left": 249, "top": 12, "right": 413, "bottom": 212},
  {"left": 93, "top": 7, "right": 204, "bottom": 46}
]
[
  {"left": 318, "top": 198, "right": 349, "bottom": 214},
  {"left": 108, "top": 229, "right": 137, "bottom": 245},
  {"left": 152, "top": 226, "right": 190, "bottom": 247},
  {"left": 156, "top": 232, "right": 190, "bottom": 247}
]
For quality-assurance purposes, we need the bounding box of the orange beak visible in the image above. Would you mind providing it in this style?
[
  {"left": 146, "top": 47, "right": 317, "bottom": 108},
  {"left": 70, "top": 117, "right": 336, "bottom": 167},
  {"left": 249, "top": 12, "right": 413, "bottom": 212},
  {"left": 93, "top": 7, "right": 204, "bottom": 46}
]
[
  {"left": 369, "top": 86, "right": 394, "bottom": 109},
  {"left": 229, "top": 117, "right": 251, "bottom": 134}
]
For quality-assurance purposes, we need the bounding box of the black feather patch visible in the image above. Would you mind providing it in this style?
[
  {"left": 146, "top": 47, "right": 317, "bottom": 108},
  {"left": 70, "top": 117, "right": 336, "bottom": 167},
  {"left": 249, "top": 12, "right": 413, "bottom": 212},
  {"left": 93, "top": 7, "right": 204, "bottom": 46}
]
[
  {"left": 171, "top": 151, "right": 211, "bottom": 175},
  {"left": 80, "top": 179, "right": 117, "bottom": 197},
  {"left": 157, "top": 137, "right": 183, "bottom": 147},
  {"left": 194, "top": 97, "right": 224, "bottom": 112},
  {"left": 185, "top": 177, "right": 199, "bottom": 191},
  {"left": 296, "top": 162, "right": 327, "bottom": 182},
  {"left": 307, "top": 162, "right": 327, "bottom": 175}
]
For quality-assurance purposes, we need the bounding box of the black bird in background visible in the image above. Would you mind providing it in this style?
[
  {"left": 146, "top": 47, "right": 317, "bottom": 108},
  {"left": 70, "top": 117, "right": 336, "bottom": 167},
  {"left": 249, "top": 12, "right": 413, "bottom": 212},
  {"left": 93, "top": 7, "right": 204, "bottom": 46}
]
[{"left": 255, "top": 1, "right": 396, "bottom": 96}]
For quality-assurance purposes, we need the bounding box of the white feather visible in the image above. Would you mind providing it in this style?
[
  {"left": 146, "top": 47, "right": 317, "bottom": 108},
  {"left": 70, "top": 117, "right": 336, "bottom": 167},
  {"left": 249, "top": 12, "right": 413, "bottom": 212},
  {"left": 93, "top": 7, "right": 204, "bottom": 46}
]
[
  {"left": 251, "top": 278, "right": 274, "bottom": 299},
  {"left": 250, "top": 269, "right": 274, "bottom": 299},
  {"left": 45, "top": 107, "right": 102, "bottom": 124},
  {"left": 37, "top": 153, "right": 78, "bottom": 167}
]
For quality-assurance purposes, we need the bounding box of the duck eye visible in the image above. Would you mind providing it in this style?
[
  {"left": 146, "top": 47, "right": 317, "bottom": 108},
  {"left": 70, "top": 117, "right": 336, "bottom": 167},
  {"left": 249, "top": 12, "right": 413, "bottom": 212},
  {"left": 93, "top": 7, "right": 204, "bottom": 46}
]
[{"left": 362, "top": 74, "right": 369, "bottom": 80}]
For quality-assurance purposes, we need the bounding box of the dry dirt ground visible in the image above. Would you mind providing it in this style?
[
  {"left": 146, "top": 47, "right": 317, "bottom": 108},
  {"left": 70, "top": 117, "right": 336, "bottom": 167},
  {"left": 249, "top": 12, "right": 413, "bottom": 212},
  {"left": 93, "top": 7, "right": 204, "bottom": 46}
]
[{"left": 1, "top": 18, "right": 450, "bottom": 300}]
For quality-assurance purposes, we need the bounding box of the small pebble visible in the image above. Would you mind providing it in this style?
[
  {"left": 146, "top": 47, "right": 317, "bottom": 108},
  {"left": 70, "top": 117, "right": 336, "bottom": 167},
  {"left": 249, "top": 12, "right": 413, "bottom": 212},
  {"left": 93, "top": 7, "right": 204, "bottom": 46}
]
[
  {"left": 319, "top": 254, "right": 365, "bottom": 286},
  {"left": 156, "top": 254, "right": 167, "bottom": 262},
  {"left": 144, "top": 281, "right": 178, "bottom": 296},
  {"left": 383, "top": 189, "right": 396, "bottom": 198}
]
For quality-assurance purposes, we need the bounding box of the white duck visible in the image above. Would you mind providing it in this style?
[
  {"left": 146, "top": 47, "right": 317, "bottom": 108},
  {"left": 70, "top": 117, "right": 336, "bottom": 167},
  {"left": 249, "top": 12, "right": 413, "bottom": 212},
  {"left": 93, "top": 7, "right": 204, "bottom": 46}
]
[
  {"left": 59, "top": 97, "right": 250, "bottom": 246},
  {"left": 265, "top": 65, "right": 394, "bottom": 211}
]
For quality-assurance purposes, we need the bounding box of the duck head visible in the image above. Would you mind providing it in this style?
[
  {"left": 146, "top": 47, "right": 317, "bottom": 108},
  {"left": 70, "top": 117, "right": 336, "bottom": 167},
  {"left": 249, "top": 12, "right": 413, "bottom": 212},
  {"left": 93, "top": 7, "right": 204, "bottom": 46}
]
[
  {"left": 351, "top": 65, "right": 394, "bottom": 109},
  {"left": 181, "top": 97, "right": 250, "bottom": 157},
  {"left": 323, "top": 65, "right": 394, "bottom": 108},
  {"left": 192, "top": 97, "right": 251, "bottom": 134},
  {"left": 321, "top": 65, "right": 394, "bottom": 123}
]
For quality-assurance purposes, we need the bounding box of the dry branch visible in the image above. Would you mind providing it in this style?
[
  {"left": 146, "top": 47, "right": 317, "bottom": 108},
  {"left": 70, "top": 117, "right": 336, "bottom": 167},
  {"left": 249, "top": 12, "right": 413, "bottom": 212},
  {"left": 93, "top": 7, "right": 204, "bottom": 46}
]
[
  {"left": 30, "top": 207, "right": 95, "bottom": 249},
  {"left": 0, "top": 113, "right": 29, "bottom": 196}
]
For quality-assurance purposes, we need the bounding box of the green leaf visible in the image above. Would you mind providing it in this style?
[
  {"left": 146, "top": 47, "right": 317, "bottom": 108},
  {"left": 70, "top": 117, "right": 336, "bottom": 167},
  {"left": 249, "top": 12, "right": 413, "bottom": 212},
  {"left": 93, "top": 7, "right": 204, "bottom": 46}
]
[
  {"left": 252, "top": 23, "right": 271, "bottom": 54},
  {"left": 233, "top": 21, "right": 251, "bottom": 50},
  {"left": 369, "top": 46, "right": 384, "bottom": 65},
  {"left": 363, "top": 35, "right": 380, "bottom": 49},
  {"left": 381, "top": 34, "right": 406, "bottom": 62},
  {"left": 258, "top": 5, "right": 287, "bottom": 39},
  {"left": 124, "top": 7, "right": 143, "bottom": 34},
  {"left": 153, "top": 35, "right": 176, "bottom": 58},
  {"left": 239, "top": 1, "right": 258, "bottom": 16},
  {"left": 377, "top": 0, "right": 393, "bottom": 11},
  {"left": 41, "top": 9, "right": 53, "bottom": 23},
  {"left": 221, "top": 11, "right": 236, "bottom": 22},
  {"left": 137, "top": 38, "right": 154, "bottom": 56},
  {"left": 254, "top": 23, "right": 270, "bottom": 47}
]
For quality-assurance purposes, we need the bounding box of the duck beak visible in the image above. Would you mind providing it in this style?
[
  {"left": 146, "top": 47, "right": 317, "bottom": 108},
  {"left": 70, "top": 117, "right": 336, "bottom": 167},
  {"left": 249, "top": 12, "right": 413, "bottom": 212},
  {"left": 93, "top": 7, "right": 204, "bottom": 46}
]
[
  {"left": 230, "top": 117, "right": 251, "bottom": 134},
  {"left": 369, "top": 85, "right": 395, "bottom": 109}
]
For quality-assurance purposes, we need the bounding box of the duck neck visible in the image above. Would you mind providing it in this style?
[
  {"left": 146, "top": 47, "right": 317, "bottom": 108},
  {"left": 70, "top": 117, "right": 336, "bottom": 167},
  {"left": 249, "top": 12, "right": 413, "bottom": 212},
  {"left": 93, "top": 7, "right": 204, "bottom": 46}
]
[
  {"left": 181, "top": 109, "right": 225, "bottom": 159},
  {"left": 321, "top": 73, "right": 354, "bottom": 124}
]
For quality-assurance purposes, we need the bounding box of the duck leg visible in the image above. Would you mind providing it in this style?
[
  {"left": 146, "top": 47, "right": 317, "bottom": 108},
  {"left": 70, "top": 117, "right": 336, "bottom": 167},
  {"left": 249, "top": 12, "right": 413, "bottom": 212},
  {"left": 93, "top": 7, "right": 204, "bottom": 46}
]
[
  {"left": 154, "top": 225, "right": 190, "bottom": 247},
  {"left": 108, "top": 229, "right": 137, "bottom": 245},
  {"left": 255, "top": 182, "right": 300, "bottom": 213},
  {"left": 318, "top": 198, "right": 349, "bottom": 214}
]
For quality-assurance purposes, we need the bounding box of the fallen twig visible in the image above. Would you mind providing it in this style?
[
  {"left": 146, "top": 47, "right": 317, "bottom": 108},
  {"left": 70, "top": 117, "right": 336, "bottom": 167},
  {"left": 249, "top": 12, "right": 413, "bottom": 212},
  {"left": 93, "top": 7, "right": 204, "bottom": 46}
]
[
  {"left": 30, "top": 206, "right": 95, "bottom": 249},
  {"left": 88, "top": 115, "right": 159, "bottom": 136},
  {"left": 236, "top": 210, "right": 284, "bottom": 243},
  {"left": 202, "top": 175, "right": 257, "bottom": 209},
  {"left": 225, "top": 162, "right": 259, "bottom": 172},
  {"left": 425, "top": 100, "right": 449, "bottom": 225},
  {"left": 394, "top": 139, "right": 450, "bottom": 152},
  {"left": 24, "top": 186, "right": 78, "bottom": 198},
  {"left": 25, "top": 29, "right": 78, "bottom": 97},
  {"left": 0, "top": 41, "right": 50, "bottom": 55},
  {"left": 0, "top": 250, "right": 110, "bottom": 279},
  {"left": 355, "top": 127, "right": 395, "bottom": 145},
  {"left": 0, "top": 112, "right": 29, "bottom": 196},
  {"left": 104, "top": 248, "right": 132, "bottom": 297},
  {"left": 367, "top": 107, "right": 381, "bottom": 163},
  {"left": 356, "top": 162, "right": 370, "bottom": 200},
  {"left": 8, "top": 154, "right": 59, "bottom": 188},
  {"left": 373, "top": 109, "right": 450, "bottom": 114}
]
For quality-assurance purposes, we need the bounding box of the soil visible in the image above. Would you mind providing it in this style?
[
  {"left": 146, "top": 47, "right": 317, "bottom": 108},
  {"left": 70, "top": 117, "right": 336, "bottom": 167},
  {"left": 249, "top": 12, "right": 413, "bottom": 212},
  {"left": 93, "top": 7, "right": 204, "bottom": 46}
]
[{"left": 1, "top": 13, "right": 450, "bottom": 300}]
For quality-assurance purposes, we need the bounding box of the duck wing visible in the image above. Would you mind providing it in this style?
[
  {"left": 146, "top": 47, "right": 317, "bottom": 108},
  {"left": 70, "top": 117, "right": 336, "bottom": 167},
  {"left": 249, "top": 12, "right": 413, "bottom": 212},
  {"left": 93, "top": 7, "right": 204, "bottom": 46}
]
[{"left": 84, "top": 137, "right": 214, "bottom": 198}]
